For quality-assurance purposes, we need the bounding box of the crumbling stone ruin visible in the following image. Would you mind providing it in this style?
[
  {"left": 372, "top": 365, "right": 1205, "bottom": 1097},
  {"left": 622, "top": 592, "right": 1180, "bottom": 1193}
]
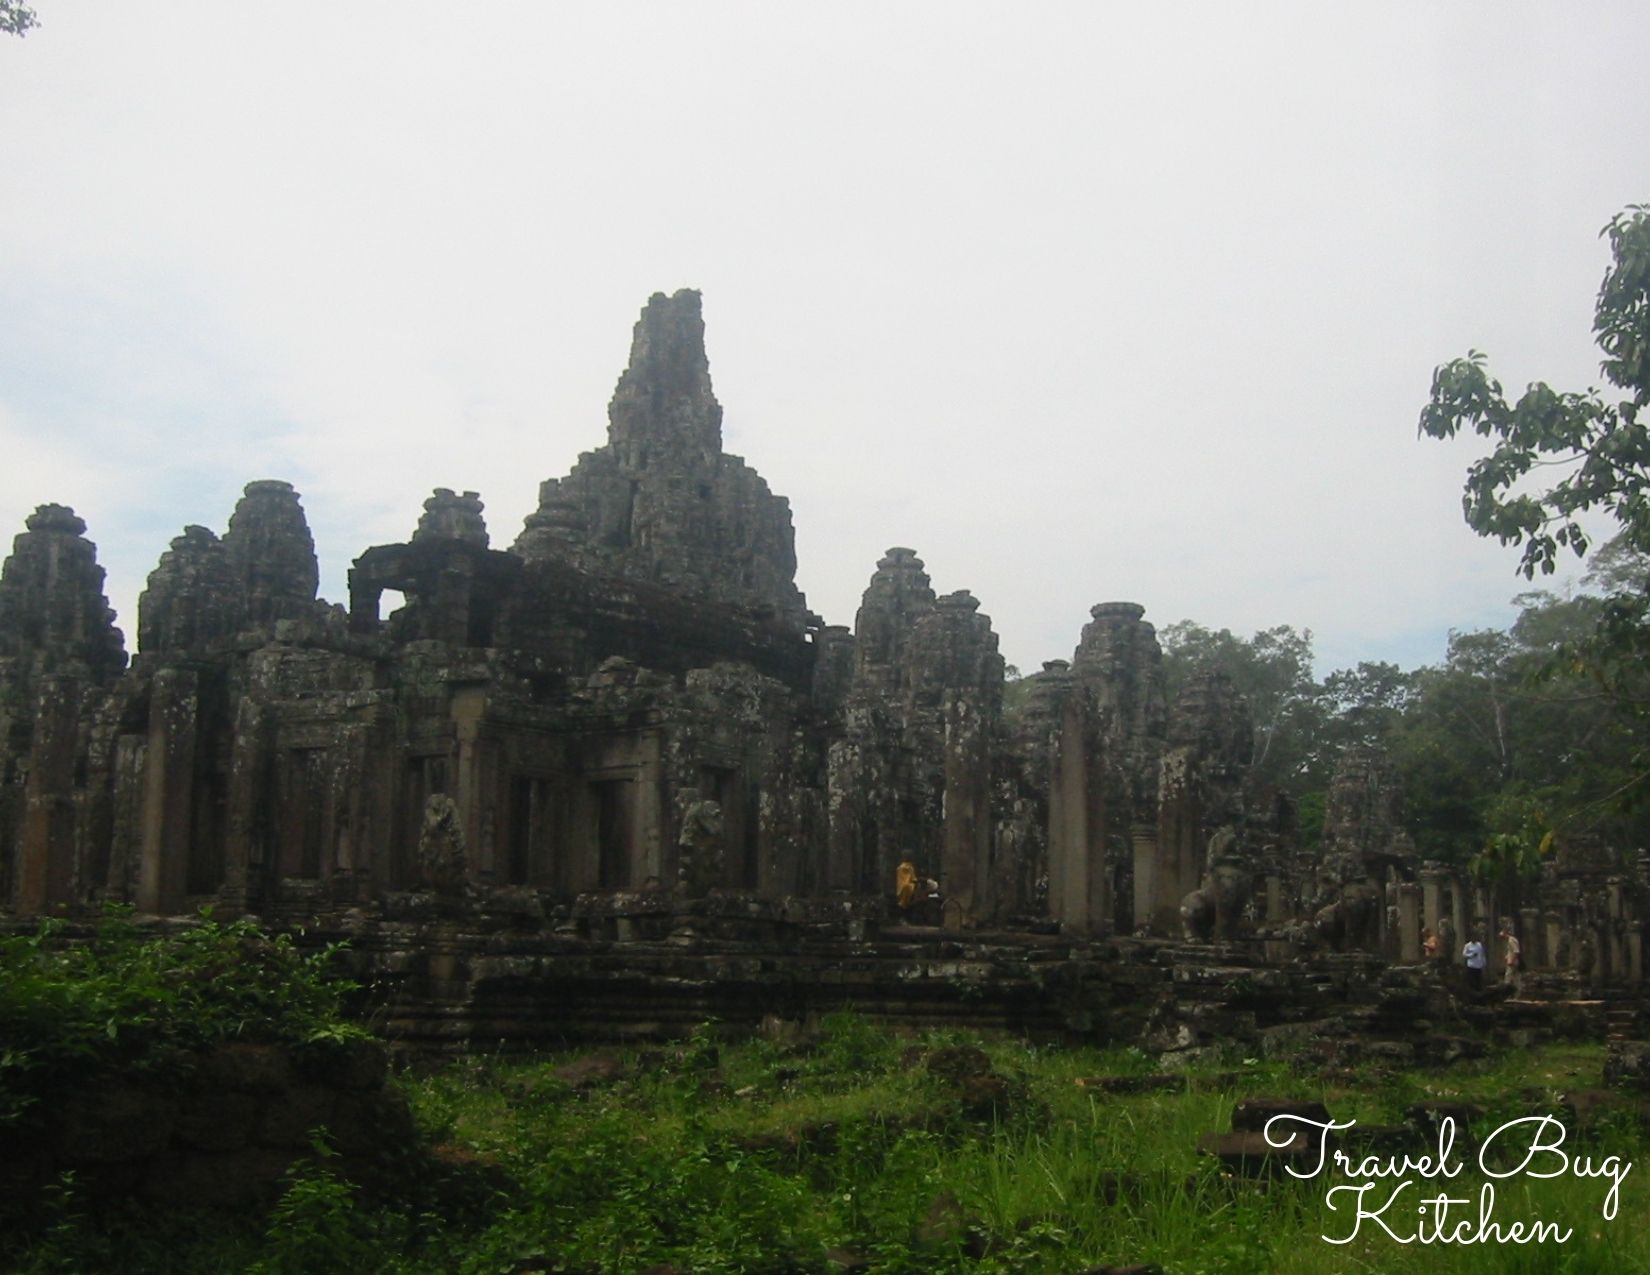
[{"left": 2, "top": 289, "right": 1646, "bottom": 1048}]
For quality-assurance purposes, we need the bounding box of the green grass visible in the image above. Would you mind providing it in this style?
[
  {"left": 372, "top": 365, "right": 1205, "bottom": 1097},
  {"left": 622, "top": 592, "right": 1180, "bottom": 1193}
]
[{"left": 9, "top": 1013, "right": 1650, "bottom": 1273}]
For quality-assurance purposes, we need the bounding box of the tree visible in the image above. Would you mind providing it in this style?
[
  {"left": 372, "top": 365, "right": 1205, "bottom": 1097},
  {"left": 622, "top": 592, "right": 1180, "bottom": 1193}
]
[
  {"left": 1383, "top": 589, "right": 1650, "bottom": 865},
  {"left": 1318, "top": 660, "right": 1418, "bottom": 754},
  {"left": 0, "top": 2, "right": 37, "bottom": 36},
  {"left": 1419, "top": 204, "right": 1650, "bottom": 579},
  {"left": 1420, "top": 203, "right": 1650, "bottom": 813},
  {"left": 1158, "top": 621, "right": 1325, "bottom": 790}
]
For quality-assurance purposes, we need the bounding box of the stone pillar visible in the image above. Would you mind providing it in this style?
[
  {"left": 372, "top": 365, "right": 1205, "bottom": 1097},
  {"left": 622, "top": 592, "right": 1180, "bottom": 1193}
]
[
  {"left": 1048, "top": 694, "right": 1105, "bottom": 932},
  {"left": 941, "top": 693, "right": 992, "bottom": 927},
  {"left": 1450, "top": 878, "right": 1469, "bottom": 964},
  {"left": 1629, "top": 921, "right": 1645, "bottom": 987},
  {"left": 1265, "top": 872, "right": 1284, "bottom": 923},
  {"left": 1544, "top": 911, "right": 1563, "bottom": 973},
  {"left": 136, "top": 668, "right": 199, "bottom": 915},
  {"left": 1397, "top": 882, "right": 1422, "bottom": 963},
  {"left": 1132, "top": 825, "right": 1157, "bottom": 931},
  {"left": 360, "top": 709, "right": 401, "bottom": 894},
  {"left": 1609, "top": 879, "right": 1628, "bottom": 986},
  {"left": 450, "top": 686, "right": 487, "bottom": 875},
  {"left": 105, "top": 732, "right": 147, "bottom": 903},
  {"left": 330, "top": 722, "right": 375, "bottom": 905},
  {"left": 1519, "top": 905, "right": 1542, "bottom": 968},
  {"left": 636, "top": 729, "right": 665, "bottom": 888},
  {"left": 14, "top": 674, "right": 83, "bottom": 915},
  {"left": 347, "top": 576, "right": 384, "bottom": 634},
  {"left": 1591, "top": 920, "right": 1609, "bottom": 991},
  {"left": 1471, "top": 886, "right": 1491, "bottom": 943},
  {"left": 1152, "top": 748, "right": 1199, "bottom": 934},
  {"left": 824, "top": 738, "right": 866, "bottom": 895},
  {"left": 220, "top": 698, "right": 271, "bottom": 915},
  {"left": 1419, "top": 864, "right": 1446, "bottom": 942}
]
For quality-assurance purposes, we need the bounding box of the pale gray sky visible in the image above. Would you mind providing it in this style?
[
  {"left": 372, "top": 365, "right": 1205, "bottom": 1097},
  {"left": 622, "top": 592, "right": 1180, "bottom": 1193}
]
[{"left": 3, "top": 2, "right": 1647, "bottom": 675}]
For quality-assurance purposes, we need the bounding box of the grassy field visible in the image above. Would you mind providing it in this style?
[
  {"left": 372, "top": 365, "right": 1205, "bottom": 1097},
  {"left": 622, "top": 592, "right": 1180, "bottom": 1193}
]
[{"left": 12, "top": 1014, "right": 1650, "bottom": 1274}]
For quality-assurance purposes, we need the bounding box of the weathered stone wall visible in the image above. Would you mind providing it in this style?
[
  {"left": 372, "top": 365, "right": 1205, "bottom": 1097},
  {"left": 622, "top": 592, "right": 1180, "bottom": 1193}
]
[{"left": 330, "top": 911, "right": 1596, "bottom": 1064}]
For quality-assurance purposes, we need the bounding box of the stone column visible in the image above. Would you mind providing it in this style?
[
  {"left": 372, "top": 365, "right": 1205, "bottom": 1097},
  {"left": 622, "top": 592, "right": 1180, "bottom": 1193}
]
[
  {"left": 941, "top": 693, "right": 993, "bottom": 928},
  {"left": 1419, "top": 864, "right": 1446, "bottom": 942},
  {"left": 1544, "top": 911, "right": 1563, "bottom": 973},
  {"left": 450, "top": 686, "right": 486, "bottom": 877},
  {"left": 1265, "top": 871, "right": 1284, "bottom": 923},
  {"left": 14, "top": 674, "right": 84, "bottom": 915},
  {"left": 220, "top": 698, "right": 270, "bottom": 915},
  {"left": 1609, "top": 879, "right": 1629, "bottom": 986},
  {"left": 1152, "top": 748, "right": 1199, "bottom": 935},
  {"left": 347, "top": 575, "right": 383, "bottom": 633},
  {"left": 330, "top": 722, "right": 374, "bottom": 905},
  {"left": 1629, "top": 921, "right": 1645, "bottom": 987},
  {"left": 105, "top": 733, "right": 147, "bottom": 903},
  {"left": 136, "top": 667, "right": 199, "bottom": 915},
  {"left": 1396, "top": 882, "right": 1422, "bottom": 962},
  {"left": 636, "top": 728, "right": 665, "bottom": 888},
  {"left": 1591, "top": 920, "right": 1609, "bottom": 991},
  {"left": 1519, "top": 905, "right": 1542, "bottom": 968},
  {"left": 1450, "top": 877, "right": 1469, "bottom": 963},
  {"left": 1049, "top": 694, "right": 1105, "bottom": 932},
  {"left": 824, "top": 738, "right": 863, "bottom": 895},
  {"left": 1471, "top": 885, "right": 1491, "bottom": 947},
  {"left": 1131, "top": 825, "right": 1157, "bottom": 932}
]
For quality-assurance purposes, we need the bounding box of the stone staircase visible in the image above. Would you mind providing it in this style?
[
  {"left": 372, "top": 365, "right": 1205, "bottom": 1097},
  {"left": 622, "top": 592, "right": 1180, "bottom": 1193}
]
[{"left": 1603, "top": 994, "right": 1639, "bottom": 1042}]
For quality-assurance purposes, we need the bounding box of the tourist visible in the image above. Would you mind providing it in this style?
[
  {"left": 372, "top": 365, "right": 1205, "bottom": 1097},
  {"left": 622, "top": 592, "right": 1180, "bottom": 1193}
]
[
  {"left": 896, "top": 861, "right": 918, "bottom": 911},
  {"left": 1462, "top": 933, "right": 1487, "bottom": 991},
  {"left": 1422, "top": 927, "right": 1440, "bottom": 960},
  {"left": 1500, "top": 924, "right": 1523, "bottom": 994}
]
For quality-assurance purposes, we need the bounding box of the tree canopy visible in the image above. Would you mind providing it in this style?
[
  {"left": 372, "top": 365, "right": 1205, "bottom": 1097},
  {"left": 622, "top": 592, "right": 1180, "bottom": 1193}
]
[
  {"left": 0, "top": 1, "right": 36, "bottom": 37},
  {"left": 1419, "top": 204, "right": 1650, "bottom": 580}
]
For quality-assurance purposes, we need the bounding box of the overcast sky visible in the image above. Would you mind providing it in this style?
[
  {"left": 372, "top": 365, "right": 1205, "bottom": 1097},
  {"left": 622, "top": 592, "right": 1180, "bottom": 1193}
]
[{"left": 3, "top": 2, "right": 1647, "bottom": 676}]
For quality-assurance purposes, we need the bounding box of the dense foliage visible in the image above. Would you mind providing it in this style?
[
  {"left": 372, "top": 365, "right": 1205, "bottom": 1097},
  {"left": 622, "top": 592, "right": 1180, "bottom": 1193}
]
[
  {"left": 0, "top": 909, "right": 363, "bottom": 1129},
  {"left": 1161, "top": 575, "right": 1650, "bottom": 873}
]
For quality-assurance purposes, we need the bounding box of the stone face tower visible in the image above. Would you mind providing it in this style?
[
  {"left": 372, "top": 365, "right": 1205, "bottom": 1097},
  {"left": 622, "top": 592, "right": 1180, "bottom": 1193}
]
[
  {"left": 222, "top": 480, "right": 320, "bottom": 625},
  {"left": 0, "top": 504, "right": 127, "bottom": 686},
  {"left": 827, "top": 548, "right": 1008, "bottom": 923},
  {"left": 1039, "top": 602, "right": 1171, "bottom": 934},
  {"left": 138, "top": 526, "right": 244, "bottom": 655},
  {"left": 0, "top": 505, "right": 126, "bottom": 915},
  {"left": 515, "top": 290, "right": 808, "bottom": 627}
]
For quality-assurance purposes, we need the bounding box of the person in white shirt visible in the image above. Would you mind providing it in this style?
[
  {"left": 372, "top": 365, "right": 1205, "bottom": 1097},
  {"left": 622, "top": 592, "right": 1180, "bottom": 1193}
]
[{"left": 1462, "top": 935, "right": 1487, "bottom": 992}]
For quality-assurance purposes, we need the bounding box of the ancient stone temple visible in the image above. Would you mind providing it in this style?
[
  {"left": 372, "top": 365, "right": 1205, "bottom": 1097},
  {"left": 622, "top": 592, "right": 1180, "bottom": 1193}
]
[{"left": 3, "top": 288, "right": 1646, "bottom": 1045}]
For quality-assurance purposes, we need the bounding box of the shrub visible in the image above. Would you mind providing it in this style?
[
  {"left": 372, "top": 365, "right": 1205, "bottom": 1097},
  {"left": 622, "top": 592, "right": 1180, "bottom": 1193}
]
[{"left": 0, "top": 907, "right": 364, "bottom": 1128}]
